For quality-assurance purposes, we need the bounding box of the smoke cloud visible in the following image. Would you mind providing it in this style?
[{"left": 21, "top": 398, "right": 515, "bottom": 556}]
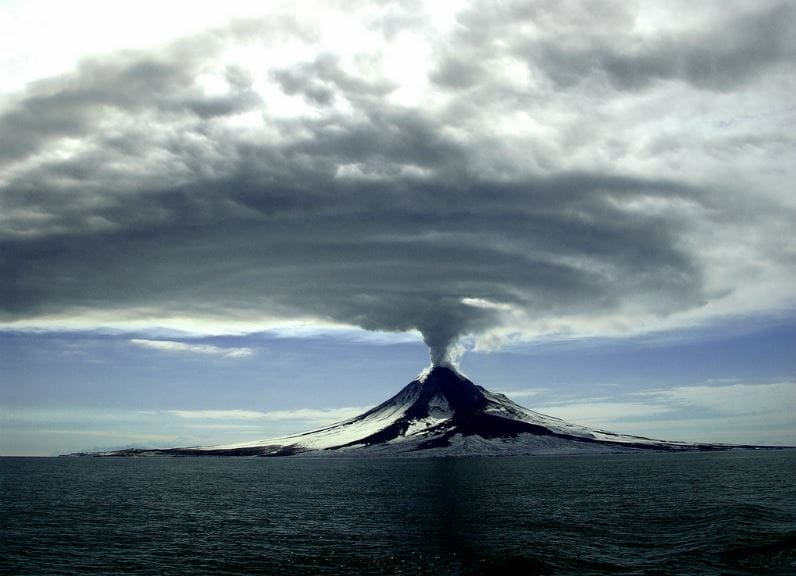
[
  {"left": 1, "top": 2, "right": 794, "bottom": 364},
  {"left": 419, "top": 309, "right": 484, "bottom": 367}
]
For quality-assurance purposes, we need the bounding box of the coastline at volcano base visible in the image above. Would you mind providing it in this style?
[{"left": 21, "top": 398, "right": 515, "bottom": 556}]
[{"left": 93, "top": 367, "right": 771, "bottom": 457}]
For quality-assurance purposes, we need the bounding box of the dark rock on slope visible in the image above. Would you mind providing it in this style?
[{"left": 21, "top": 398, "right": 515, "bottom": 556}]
[{"left": 90, "top": 366, "right": 771, "bottom": 457}]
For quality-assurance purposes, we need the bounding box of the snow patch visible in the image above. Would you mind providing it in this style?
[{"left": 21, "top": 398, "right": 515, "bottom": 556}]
[{"left": 177, "top": 368, "right": 714, "bottom": 457}]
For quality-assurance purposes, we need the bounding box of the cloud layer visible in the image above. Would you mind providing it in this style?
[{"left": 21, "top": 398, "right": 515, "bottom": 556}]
[
  {"left": 131, "top": 339, "right": 254, "bottom": 358},
  {"left": 535, "top": 380, "right": 796, "bottom": 444},
  {"left": 1, "top": 1, "right": 794, "bottom": 363}
]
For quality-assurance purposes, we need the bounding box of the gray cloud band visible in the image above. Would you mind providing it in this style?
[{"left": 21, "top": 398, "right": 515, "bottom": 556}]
[{"left": 1, "top": 1, "right": 794, "bottom": 365}]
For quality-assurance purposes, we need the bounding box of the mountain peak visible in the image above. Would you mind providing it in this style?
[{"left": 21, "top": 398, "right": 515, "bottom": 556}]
[
  {"left": 418, "top": 364, "right": 461, "bottom": 381},
  {"left": 91, "top": 367, "right": 757, "bottom": 458},
  {"left": 410, "top": 365, "right": 487, "bottom": 418}
]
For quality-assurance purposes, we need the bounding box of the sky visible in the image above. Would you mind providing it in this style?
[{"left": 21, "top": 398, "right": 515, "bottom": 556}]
[{"left": 1, "top": 0, "right": 794, "bottom": 455}]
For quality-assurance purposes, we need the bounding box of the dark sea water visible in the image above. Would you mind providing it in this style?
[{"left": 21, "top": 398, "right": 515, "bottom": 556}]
[{"left": 1, "top": 451, "right": 795, "bottom": 576}]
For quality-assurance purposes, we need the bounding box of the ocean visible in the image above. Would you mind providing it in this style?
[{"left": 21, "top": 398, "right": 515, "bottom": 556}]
[{"left": 1, "top": 451, "right": 794, "bottom": 575}]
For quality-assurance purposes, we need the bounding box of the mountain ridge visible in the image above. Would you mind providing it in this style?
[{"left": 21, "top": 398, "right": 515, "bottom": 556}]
[{"left": 83, "top": 366, "right": 776, "bottom": 457}]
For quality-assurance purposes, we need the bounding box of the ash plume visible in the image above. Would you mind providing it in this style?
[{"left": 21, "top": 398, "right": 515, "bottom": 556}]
[
  {"left": 1, "top": 1, "right": 794, "bottom": 356},
  {"left": 420, "top": 317, "right": 468, "bottom": 368}
]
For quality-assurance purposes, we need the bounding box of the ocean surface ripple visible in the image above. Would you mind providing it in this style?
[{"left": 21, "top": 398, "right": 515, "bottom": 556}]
[{"left": 1, "top": 451, "right": 795, "bottom": 575}]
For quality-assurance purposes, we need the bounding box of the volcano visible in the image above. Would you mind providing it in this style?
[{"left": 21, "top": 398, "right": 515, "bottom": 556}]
[{"left": 98, "top": 366, "right": 746, "bottom": 457}]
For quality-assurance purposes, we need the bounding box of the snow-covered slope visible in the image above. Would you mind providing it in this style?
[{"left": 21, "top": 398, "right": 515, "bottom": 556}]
[{"left": 95, "top": 366, "right": 740, "bottom": 457}]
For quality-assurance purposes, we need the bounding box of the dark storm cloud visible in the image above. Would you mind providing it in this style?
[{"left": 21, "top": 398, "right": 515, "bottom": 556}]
[
  {"left": 271, "top": 54, "right": 394, "bottom": 106},
  {"left": 0, "top": 81, "right": 708, "bottom": 361},
  {"left": 1, "top": 4, "right": 793, "bottom": 363},
  {"left": 0, "top": 15, "right": 311, "bottom": 166},
  {"left": 436, "top": 1, "right": 795, "bottom": 92},
  {"left": 538, "top": 4, "right": 794, "bottom": 91},
  {"left": 0, "top": 52, "right": 259, "bottom": 164}
]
